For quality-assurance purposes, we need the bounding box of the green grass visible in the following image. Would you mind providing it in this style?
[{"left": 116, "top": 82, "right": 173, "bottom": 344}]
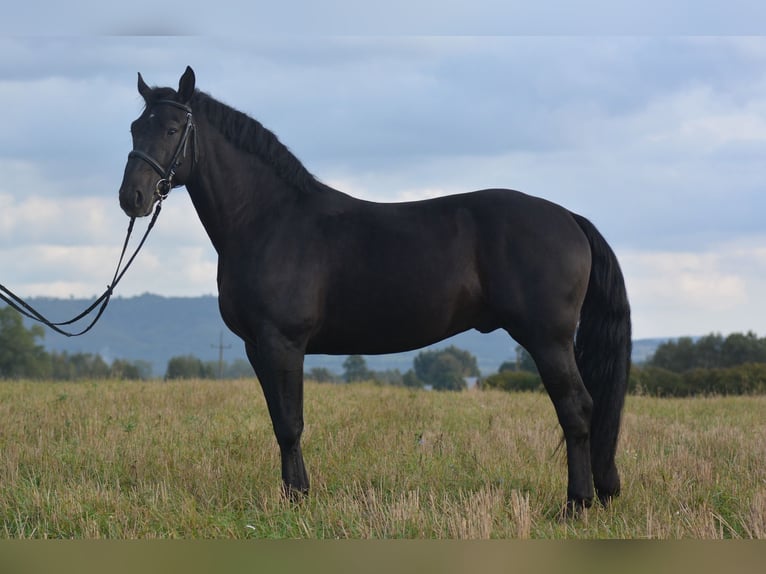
[{"left": 0, "top": 379, "right": 763, "bottom": 538}]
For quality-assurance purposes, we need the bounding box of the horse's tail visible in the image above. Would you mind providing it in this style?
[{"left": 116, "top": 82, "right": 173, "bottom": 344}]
[{"left": 571, "top": 212, "right": 631, "bottom": 501}]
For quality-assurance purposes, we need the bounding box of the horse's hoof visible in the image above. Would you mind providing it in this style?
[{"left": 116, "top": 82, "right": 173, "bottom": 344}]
[
  {"left": 596, "top": 489, "right": 620, "bottom": 508},
  {"left": 282, "top": 484, "right": 309, "bottom": 503},
  {"left": 560, "top": 497, "right": 592, "bottom": 520}
]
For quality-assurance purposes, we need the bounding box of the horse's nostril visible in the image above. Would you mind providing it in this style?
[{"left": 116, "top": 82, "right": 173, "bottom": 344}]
[{"left": 134, "top": 190, "right": 144, "bottom": 208}]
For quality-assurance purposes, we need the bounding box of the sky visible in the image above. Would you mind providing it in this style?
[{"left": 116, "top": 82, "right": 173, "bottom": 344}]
[{"left": 1, "top": 7, "right": 765, "bottom": 340}]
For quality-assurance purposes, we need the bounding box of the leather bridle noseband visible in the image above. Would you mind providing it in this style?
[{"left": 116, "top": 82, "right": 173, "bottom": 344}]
[{"left": 128, "top": 99, "right": 197, "bottom": 201}]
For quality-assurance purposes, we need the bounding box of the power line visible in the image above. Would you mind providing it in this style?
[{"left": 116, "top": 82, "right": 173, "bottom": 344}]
[{"left": 211, "top": 331, "right": 232, "bottom": 379}]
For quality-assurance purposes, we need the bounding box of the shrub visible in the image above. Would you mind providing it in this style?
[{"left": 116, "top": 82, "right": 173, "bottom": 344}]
[
  {"left": 630, "top": 363, "right": 766, "bottom": 397},
  {"left": 629, "top": 365, "right": 685, "bottom": 397},
  {"left": 480, "top": 370, "right": 542, "bottom": 392},
  {"left": 165, "top": 355, "right": 215, "bottom": 380}
]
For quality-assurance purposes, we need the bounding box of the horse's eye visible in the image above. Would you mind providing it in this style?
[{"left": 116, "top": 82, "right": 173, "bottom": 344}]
[{"left": 167, "top": 127, "right": 178, "bottom": 136}]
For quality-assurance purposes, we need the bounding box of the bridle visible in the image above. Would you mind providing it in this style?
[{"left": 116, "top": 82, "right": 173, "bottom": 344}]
[
  {"left": 0, "top": 102, "right": 198, "bottom": 338},
  {"left": 128, "top": 99, "right": 198, "bottom": 201}
]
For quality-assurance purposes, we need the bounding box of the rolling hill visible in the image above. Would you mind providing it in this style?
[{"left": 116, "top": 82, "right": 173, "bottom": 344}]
[{"left": 16, "top": 294, "right": 664, "bottom": 376}]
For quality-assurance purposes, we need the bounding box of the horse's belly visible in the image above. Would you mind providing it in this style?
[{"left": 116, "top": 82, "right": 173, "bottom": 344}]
[
  {"left": 306, "top": 323, "right": 471, "bottom": 356},
  {"left": 306, "top": 280, "right": 486, "bottom": 355}
]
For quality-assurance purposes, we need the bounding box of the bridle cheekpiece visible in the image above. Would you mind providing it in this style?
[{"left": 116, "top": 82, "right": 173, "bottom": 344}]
[{"left": 128, "top": 99, "right": 197, "bottom": 201}]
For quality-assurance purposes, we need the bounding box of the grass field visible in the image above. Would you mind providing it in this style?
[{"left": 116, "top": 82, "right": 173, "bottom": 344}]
[{"left": 0, "top": 379, "right": 763, "bottom": 539}]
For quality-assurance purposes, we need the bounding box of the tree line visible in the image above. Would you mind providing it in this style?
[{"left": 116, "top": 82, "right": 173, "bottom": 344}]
[
  {"left": 0, "top": 303, "right": 480, "bottom": 388},
  {"left": 631, "top": 332, "right": 766, "bottom": 396},
  {"left": 305, "top": 346, "right": 480, "bottom": 391},
  {"left": 3, "top": 305, "right": 766, "bottom": 395},
  {"left": 482, "top": 332, "right": 766, "bottom": 396},
  {"left": 0, "top": 306, "right": 480, "bottom": 386},
  {"left": 0, "top": 307, "right": 254, "bottom": 381},
  {"left": 0, "top": 307, "right": 151, "bottom": 380},
  {"left": 166, "top": 333, "right": 766, "bottom": 395},
  {"left": 647, "top": 332, "right": 766, "bottom": 371}
]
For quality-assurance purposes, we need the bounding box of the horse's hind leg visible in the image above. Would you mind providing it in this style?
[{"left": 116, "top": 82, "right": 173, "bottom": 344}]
[{"left": 527, "top": 340, "right": 594, "bottom": 511}]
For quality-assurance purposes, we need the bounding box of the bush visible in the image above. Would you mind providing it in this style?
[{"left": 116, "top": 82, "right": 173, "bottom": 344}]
[
  {"left": 306, "top": 367, "right": 341, "bottom": 383},
  {"left": 480, "top": 370, "right": 542, "bottom": 392},
  {"left": 630, "top": 363, "right": 766, "bottom": 397},
  {"left": 682, "top": 363, "right": 766, "bottom": 396},
  {"left": 629, "top": 365, "right": 685, "bottom": 397},
  {"left": 165, "top": 355, "right": 215, "bottom": 380},
  {"left": 0, "top": 307, "right": 48, "bottom": 378},
  {"left": 498, "top": 345, "right": 538, "bottom": 374},
  {"left": 411, "top": 346, "right": 479, "bottom": 391},
  {"left": 402, "top": 370, "right": 424, "bottom": 388},
  {"left": 342, "top": 355, "right": 371, "bottom": 383},
  {"left": 483, "top": 362, "right": 766, "bottom": 397}
]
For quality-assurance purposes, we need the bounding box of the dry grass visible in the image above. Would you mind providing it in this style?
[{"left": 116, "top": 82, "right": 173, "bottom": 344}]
[{"left": 0, "top": 379, "right": 763, "bottom": 539}]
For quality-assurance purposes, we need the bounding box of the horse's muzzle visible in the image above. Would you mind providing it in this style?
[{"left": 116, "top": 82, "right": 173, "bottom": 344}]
[{"left": 119, "top": 187, "right": 153, "bottom": 218}]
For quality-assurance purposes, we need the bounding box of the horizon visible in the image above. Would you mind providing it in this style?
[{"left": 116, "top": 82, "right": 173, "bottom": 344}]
[{"left": 11, "top": 292, "right": 760, "bottom": 344}]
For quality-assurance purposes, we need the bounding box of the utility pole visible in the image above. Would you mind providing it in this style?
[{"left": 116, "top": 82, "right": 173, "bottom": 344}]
[{"left": 211, "top": 331, "right": 232, "bottom": 379}]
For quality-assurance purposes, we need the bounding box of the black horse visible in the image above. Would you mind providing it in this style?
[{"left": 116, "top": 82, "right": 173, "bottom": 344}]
[{"left": 118, "top": 67, "right": 631, "bottom": 511}]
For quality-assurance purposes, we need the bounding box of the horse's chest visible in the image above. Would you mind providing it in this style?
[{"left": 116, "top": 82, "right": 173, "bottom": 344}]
[
  {"left": 217, "top": 257, "right": 319, "bottom": 341},
  {"left": 216, "top": 262, "right": 262, "bottom": 337},
  {"left": 216, "top": 290, "right": 249, "bottom": 340}
]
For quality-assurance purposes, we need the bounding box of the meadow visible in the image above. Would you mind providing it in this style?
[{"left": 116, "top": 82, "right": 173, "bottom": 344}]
[{"left": 0, "top": 379, "right": 763, "bottom": 539}]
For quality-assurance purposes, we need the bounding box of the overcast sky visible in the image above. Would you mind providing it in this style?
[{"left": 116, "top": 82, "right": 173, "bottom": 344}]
[{"left": 1, "top": 27, "right": 765, "bottom": 339}]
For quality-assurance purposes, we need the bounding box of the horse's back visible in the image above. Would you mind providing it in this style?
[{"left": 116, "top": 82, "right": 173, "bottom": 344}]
[{"left": 303, "top": 188, "right": 591, "bottom": 354}]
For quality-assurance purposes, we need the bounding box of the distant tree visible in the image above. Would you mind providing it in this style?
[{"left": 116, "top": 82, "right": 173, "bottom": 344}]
[
  {"left": 720, "top": 331, "right": 766, "bottom": 367},
  {"left": 306, "top": 367, "right": 340, "bottom": 383},
  {"left": 49, "top": 352, "right": 74, "bottom": 380},
  {"left": 61, "top": 352, "right": 106, "bottom": 380},
  {"left": 371, "top": 369, "right": 404, "bottom": 386},
  {"left": 68, "top": 353, "right": 110, "bottom": 379},
  {"left": 165, "top": 355, "right": 215, "bottom": 380},
  {"left": 648, "top": 331, "right": 766, "bottom": 372},
  {"left": 223, "top": 359, "right": 255, "bottom": 379},
  {"left": 481, "top": 370, "right": 542, "bottom": 393},
  {"left": 629, "top": 365, "right": 686, "bottom": 396},
  {"left": 630, "top": 363, "right": 766, "bottom": 397},
  {"left": 692, "top": 333, "right": 724, "bottom": 369},
  {"left": 342, "top": 355, "right": 371, "bottom": 382},
  {"left": 110, "top": 358, "right": 151, "bottom": 380},
  {"left": 498, "top": 345, "right": 538, "bottom": 374},
  {"left": 411, "top": 346, "right": 479, "bottom": 391},
  {"left": 426, "top": 354, "right": 466, "bottom": 391},
  {"left": 47, "top": 351, "right": 138, "bottom": 381},
  {"left": 0, "top": 307, "right": 49, "bottom": 378},
  {"left": 402, "top": 370, "right": 424, "bottom": 388},
  {"left": 650, "top": 336, "right": 698, "bottom": 372}
]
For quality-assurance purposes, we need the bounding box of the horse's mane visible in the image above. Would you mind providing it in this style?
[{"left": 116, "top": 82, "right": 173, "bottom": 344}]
[{"left": 145, "top": 87, "right": 319, "bottom": 194}]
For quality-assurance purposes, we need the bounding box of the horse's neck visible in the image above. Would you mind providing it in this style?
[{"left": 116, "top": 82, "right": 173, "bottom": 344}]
[{"left": 185, "top": 134, "right": 299, "bottom": 253}]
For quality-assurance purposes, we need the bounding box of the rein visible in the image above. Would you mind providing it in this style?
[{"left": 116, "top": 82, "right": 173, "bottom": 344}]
[
  {"left": 0, "top": 199, "right": 164, "bottom": 337},
  {"left": 0, "top": 99, "right": 192, "bottom": 337}
]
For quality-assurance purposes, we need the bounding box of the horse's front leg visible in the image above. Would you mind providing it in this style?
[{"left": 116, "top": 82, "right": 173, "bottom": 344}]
[{"left": 246, "top": 334, "right": 309, "bottom": 499}]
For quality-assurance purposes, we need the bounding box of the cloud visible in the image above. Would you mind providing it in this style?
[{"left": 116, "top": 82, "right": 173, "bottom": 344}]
[
  {"left": 3, "top": 2, "right": 764, "bottom": 35},
  {"left": 0, "top": 186, "right": 216, "bottom": 298},
  {"left": 1, "top": 36, "right": 766, "bottom": 339},
  {"left": 622, "top": 240, "right": 766, "bottom": 338},
  {"left": 0, "top": 189, "right": 119, "bottom": 247},
  {"left": 624, "top": 250, "right": 747, "bottom": 307}
]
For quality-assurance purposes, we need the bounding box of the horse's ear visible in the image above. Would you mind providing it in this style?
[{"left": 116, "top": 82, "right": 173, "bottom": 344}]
[
  {"left": 178, "top": 66, "right": 196, "bottom": 104},
  {"left": 137, "top": 72, "right": 151, "bottom": 101}
]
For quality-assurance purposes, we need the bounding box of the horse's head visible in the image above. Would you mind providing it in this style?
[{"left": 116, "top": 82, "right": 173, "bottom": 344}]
[{"left": 119, "top": 66, "right": 197, "bottom": 217}]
